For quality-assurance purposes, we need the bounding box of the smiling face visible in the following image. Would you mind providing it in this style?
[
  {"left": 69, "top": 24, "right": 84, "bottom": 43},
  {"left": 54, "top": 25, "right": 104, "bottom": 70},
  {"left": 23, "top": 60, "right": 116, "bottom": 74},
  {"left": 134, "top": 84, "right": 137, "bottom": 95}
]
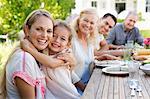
[
  {"left": 99, "top": 16, "right": 115, "bottom": 36},
  {"left": 49, "top": 26, "right": 70, "bottom": 54},
  {"left": 78, "top": 13, "right": 98, "bottom": 36},
  {"left": 26, "top": 16, "right": 53, "bottom": 51},
  {"left": 124, "top": 14, "right": 138, "bottom": 30}
]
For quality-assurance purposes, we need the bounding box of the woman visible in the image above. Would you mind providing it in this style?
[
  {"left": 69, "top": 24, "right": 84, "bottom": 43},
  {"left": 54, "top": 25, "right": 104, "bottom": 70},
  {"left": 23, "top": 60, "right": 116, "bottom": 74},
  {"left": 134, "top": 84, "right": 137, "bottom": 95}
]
[
  {"left": 70, "top": 9, "right": 99, "bottom": 94},
  {"left": 0, "top": 9, "right": 60, "bottom": 99}
]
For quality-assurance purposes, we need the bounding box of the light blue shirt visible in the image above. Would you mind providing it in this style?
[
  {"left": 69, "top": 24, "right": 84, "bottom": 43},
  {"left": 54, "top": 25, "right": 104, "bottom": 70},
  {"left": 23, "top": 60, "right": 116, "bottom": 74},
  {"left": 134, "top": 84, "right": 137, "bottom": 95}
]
[{"left": 106, "top": 23, "right": 144, "bottom": 46}]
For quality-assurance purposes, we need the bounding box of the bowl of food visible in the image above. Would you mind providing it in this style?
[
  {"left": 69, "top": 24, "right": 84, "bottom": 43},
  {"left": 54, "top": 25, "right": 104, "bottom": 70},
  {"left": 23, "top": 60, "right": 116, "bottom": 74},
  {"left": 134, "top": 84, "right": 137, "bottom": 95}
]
[{"left": 140, "top": 64, "right": 150, "bottom": 75}]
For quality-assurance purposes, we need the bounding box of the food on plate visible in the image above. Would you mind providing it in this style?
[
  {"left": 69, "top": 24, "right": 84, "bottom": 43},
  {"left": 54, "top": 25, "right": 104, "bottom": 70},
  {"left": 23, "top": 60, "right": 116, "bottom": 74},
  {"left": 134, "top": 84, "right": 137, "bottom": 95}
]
[
  {"left": 133, "top": 55, "right": 148, "bottom": 61},
  {"left": 135, "top": 49, "right": 150, "bottom": 55},
  {"left": 143, "top": 59, "right": 150, "bottom": 64}
]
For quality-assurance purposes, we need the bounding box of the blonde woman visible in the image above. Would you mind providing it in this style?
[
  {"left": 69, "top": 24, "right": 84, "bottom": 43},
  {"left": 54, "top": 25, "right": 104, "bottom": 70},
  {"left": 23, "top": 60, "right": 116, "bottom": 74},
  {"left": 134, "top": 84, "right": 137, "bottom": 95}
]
[
  {"left": 0, "top": 9, "right": 58, "bottom": 99},
  {"left": 70, "top": 9, "right": 99, "bottom": 94}
]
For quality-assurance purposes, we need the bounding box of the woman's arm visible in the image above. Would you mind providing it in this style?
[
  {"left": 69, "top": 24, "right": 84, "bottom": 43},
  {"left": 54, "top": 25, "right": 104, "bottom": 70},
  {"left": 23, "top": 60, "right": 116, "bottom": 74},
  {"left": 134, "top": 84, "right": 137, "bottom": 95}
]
[
  {"left": 21, "top": 40, "right": 64, "bottom": 68},
  {"left": 15, "top": 77, "right": 35, "bottom": 99}
]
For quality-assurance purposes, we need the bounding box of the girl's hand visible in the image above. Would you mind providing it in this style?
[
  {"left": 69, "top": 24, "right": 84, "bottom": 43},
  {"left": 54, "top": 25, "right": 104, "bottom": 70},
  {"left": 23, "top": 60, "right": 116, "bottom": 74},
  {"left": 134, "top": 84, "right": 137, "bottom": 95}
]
[
  {"left": 20, "top": 39, "right": 37, "bottom": 52},
  {"left": 56, "top": 52, "right": 76, "bottom": 70}
]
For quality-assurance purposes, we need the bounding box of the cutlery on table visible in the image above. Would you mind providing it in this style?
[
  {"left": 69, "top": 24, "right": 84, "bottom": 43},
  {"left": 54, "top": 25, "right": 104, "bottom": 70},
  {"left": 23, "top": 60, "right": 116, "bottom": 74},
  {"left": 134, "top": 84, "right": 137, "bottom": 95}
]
[
  {"left": 136, "top": 85, "right": 142, "bottom": 97},
  {"left": 130, "top": 84, "right": 136, "bottom": 96},
  {"left": 129, "top": 80, "right": 138, "bottom": 97}
]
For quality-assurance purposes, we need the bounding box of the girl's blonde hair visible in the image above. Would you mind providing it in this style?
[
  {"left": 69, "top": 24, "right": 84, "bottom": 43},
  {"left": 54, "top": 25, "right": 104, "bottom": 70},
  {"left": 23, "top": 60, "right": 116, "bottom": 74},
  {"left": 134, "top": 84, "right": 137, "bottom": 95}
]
[
  {"left": 54, "top": 20, "right": 72, "bottom": 46},
  {"left": 0, "top": 9, "right": 53, "bottom": 98}
]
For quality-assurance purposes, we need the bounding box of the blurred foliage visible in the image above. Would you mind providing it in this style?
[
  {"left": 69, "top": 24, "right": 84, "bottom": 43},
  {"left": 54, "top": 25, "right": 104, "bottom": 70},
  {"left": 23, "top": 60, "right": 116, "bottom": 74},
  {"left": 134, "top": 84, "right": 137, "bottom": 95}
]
[
  {"left": 140, "top": 30, "right": 150, "bottom": 38},
  {"left": 0, "top": 41, "right": 19, "bottom": 71},
  {"left": 117, "top": 19, "right": 124, "bottom": 23},
  {"left": 138, "top": 12, "right": 145, "bottom": 21},
  {"left": 0, "top": 0, "right": 75, "bottom": 40}
]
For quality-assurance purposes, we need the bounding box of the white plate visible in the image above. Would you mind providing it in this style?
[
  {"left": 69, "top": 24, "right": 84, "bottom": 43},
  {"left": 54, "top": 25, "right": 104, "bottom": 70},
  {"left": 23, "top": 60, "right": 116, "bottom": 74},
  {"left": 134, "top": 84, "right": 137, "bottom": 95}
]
[
  {"left": 102, "top": 66, "right": 129, "bottom": 75},
  {"left": 94, "top": 60, "right": 125, "bottom": 67}
]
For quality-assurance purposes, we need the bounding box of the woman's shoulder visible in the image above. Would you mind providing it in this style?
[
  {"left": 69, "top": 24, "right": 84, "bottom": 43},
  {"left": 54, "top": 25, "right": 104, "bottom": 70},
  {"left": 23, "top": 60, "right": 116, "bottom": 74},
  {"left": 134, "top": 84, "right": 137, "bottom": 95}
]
[{"left": 12, "top": 48, "right": 36, "bottom": 62}]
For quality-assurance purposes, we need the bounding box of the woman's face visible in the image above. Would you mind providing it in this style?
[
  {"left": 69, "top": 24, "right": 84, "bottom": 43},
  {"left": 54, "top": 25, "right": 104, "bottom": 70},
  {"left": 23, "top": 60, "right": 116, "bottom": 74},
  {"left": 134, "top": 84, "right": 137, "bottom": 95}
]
[
  {"left": 49, "top": 26, "right": 70, "bottom": 54},
  {"left": 78, "top": 13, "right": 98, "bottom": 36},
  {"left": 27, "top": 16, "right": 53, "bottom": 51}
]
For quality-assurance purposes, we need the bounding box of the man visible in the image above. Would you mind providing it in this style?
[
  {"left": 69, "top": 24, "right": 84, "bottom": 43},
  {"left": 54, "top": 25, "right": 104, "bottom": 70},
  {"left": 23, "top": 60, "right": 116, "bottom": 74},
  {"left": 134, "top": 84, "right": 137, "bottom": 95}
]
[
  {"left": 99, "top": 13, "right": 117, "bottom": 37},
  {"left": 95, "top": 13, "right": 117, "bottom": 51},
  {"left": 95, "top": 13, "right": 122, "bottom": 60},
  {"left": 106, "top": 11, "right": 144, "bottom": 47}
]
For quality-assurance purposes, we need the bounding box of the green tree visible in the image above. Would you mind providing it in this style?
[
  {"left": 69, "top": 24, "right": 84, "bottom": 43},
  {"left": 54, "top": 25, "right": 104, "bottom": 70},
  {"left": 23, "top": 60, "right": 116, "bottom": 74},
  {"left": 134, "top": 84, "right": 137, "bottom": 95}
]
[{"left": 0, "top": 0, "right": 75, "bottom": 40}]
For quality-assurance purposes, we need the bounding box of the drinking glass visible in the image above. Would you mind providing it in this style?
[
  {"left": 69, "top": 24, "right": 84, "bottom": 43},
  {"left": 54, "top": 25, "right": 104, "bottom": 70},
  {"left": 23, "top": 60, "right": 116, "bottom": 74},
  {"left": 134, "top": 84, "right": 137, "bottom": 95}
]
[
  {"left": 128, "top": 61, "right": 141, "bottom": 81},
  {"left": 127, "top": 40, "right": 134, "bottom": 49},
  {"left": 123, "top": 40, "right": 134, "bottom": 65}
]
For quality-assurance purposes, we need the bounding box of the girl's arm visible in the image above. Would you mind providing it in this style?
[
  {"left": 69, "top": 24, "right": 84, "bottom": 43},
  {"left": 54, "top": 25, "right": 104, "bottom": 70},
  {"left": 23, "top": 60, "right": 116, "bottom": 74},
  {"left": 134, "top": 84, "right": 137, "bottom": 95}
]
[
  {"left": 57, "top": 52, "right": 76, "bottom": 70},
  {"left": 20, "top": 39, "right": 64, "bottom": 68},
  {"left": 15, "top": 77, "right": 35, "bottom": 99}
]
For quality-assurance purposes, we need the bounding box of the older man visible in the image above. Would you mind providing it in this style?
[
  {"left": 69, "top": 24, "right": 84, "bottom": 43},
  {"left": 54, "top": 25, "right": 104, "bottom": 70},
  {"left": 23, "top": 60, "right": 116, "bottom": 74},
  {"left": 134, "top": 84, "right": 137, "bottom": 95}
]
[{"left": 106, "top": 11, "right": 144, "bottom": 47}]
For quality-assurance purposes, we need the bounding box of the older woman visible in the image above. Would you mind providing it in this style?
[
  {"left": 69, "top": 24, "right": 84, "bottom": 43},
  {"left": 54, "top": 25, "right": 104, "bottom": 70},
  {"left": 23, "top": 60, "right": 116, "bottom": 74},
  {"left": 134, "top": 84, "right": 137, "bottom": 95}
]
[{"left": 70, "top": 9, "right": 99, "bottom": 94}]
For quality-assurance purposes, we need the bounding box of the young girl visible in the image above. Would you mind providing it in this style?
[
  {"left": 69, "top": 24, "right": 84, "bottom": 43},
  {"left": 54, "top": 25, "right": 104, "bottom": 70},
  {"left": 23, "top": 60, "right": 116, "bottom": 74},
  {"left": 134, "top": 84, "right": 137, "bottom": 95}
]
[
  {"left": 21, "top": 20, "right": 81, "bottom": 99},
  {"left": 0, "top": 9, "right": 57, "bottom": 99}
]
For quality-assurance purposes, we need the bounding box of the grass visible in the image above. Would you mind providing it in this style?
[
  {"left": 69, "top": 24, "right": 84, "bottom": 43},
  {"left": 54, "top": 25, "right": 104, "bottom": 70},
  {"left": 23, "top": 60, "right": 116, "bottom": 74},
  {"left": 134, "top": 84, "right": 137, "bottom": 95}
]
[{"left": 140, "top": 30, "right": 150, "bottom": 38}]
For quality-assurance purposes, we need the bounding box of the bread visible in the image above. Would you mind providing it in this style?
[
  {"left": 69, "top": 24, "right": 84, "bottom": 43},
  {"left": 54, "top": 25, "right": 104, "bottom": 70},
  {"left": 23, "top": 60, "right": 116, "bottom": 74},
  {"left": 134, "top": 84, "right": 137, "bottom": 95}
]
[
  {"left": 135, "top": 49, "right": 150, "bottom": 55},
  {"left": 143, "top": 59, "right": 150, "bottom": 63}
]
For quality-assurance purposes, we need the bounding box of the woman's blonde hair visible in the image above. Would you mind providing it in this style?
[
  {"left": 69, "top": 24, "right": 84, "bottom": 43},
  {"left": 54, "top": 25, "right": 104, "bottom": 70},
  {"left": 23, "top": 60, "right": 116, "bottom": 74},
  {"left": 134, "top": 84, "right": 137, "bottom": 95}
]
[
  {"left": 23, "top": 9, "right": 54, "bottom": 37},
  {"left": 70, "top": 8, "right": 99, "bottom": 44},
  {"left": 0, "top": 9, "right": 53, "bottom": 98}
]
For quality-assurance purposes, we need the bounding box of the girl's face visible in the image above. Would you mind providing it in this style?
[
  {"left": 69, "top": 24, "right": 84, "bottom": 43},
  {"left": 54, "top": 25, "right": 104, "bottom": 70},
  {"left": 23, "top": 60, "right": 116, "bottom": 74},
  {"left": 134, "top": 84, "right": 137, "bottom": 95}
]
[
  {"left": 78, "top": 13, "right": 98, "bottom": 36},
  {"left": 26, "top": 16, "right": 53, "bottom": 51},
  {"left": 49, "top": 26, "right": 70, "bottom": 54}
]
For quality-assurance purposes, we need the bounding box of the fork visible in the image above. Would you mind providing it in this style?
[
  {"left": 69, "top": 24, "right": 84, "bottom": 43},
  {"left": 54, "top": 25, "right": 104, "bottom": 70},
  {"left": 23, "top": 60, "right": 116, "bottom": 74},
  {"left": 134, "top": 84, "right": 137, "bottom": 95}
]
[
  {"left": 130, "top": 84, "right": 136, "bottom": 96},
  {"left": 136, "top": 86, "right": 142, "bottom": 97},
  {"left": 129, "top": 80, "right": 138, "bottom": 97}
]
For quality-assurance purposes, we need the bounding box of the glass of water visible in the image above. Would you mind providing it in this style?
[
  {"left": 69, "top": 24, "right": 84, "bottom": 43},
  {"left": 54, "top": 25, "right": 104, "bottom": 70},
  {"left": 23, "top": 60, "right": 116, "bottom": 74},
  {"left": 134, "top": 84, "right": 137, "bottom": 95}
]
[{"left": 128, "top": 61, "right": 141, "bottom": 81}]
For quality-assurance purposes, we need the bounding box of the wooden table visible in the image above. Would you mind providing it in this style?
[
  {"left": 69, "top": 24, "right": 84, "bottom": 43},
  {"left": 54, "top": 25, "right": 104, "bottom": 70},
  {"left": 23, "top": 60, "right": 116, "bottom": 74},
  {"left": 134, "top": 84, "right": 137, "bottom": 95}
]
[{"left": 81, "top": 68, "right": 150, "bottom": 99}]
